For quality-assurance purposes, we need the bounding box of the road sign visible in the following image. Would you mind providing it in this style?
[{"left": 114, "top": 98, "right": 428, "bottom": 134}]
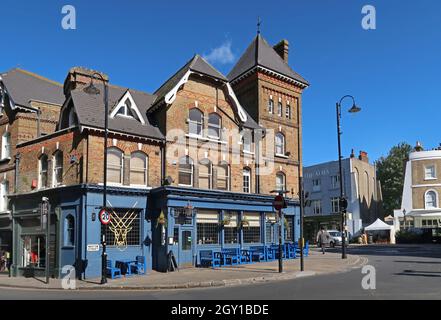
[
  {"left": 273, "top": 195, "right": 286, "bottom": 211},
  {"left": 99, "top": 208, "right": 111, "bottom": 225}
]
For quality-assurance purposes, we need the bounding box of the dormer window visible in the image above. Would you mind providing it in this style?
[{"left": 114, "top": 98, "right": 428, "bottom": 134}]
[{"left": 110, "top": 91, "right": 145, "bottom": 124}]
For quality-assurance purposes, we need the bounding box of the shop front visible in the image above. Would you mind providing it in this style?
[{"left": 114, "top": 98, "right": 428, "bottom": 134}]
[{"left": 150, "top": 187, "right": 300, "bottom": 271}]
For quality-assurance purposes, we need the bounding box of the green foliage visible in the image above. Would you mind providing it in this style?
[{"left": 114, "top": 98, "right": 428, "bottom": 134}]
[
  {"left": 395, "top": 230, "right": 425, "bottom": 244},
  {"left": 376, "top": 142, "right": 413, "bottom": 216}
]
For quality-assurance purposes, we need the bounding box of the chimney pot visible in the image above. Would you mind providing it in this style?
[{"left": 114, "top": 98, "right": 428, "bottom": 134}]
[{"left": 63, "top": 66, "right": 109, "bottom": 97}]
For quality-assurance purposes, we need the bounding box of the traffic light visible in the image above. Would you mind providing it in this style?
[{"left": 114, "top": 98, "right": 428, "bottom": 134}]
[{"left": 339, "top": 197, "right": 348, "bottom": 212}]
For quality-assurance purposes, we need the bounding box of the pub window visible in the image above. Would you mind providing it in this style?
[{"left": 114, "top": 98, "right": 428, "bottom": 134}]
[
  {"left": 174, "top": 208, "right": 193, "bottom": 225},
  {"left": 178, "top": 156, "right": 194, "bottom": 187},
  {"left": 52, "top": 151, "right": 63, "bottom": 187},
  {"left": 130, "top": 151, "right": 148, "bottom": 186},
  {"left": 107, "top": 147, "right": 123, "bottom": 184},
  {"left": 38, "top": 154, "right": 49, "bottom": 189},
  {"left": 105, "top": 208, "right": 141, "bottom": 246},
  {"left": 198, "top": 159, "right": 212, "bottom": 189},
  {"left": 224, "top": 212, "right": 239, "bottom": 244},
  {"left": 188, "top": 108, "right": 203, "bottom": 136},
  {"left": 208, "top": 113, "right": 221, "bottom": 139},
  {"left": 284, "top": 216, "right": 293, "bottom": 241},
  {"left": 216, "top": 162, "right": 230, "bottom": 191},
  {"left": 265, "top": 213, "right": 276, "bottom": 243},
  {"left": 64, "top": 215, "right": 75, "bottom": 246},
  {"left": 196, "top": 210, "right": 219, "bottom": 245},
  {"left": 242, "top": 212, "right": 261, "bottom": 243}
]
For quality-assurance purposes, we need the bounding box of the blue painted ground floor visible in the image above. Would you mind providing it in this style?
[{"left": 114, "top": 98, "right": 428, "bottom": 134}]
[{"left": 4, "top": 184, "right": 300, "bottom": 278}]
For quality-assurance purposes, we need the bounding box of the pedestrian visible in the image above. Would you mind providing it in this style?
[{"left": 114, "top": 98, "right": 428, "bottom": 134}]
[
  {"left": 5, "top": 250, "right": 10, "bottom": 272},
  {"left": 316, "top": 227, "right": 331, "bottom": 254}
]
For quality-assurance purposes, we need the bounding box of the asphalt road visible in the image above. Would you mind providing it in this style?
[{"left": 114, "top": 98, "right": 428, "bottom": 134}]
[{"left": 0, "top": 244, "right": 440, "bottom": 300}]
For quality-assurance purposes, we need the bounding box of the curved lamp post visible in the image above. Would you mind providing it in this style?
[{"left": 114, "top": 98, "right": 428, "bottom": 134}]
[
  {"left": 84, "top": 73, "right": 109, "bottom": 284},
  {"left": 336, "top": 95, "right": 361, "bottom": 259}
]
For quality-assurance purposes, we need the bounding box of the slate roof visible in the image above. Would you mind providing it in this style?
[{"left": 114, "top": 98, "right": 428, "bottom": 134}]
[
  {"left": 0, "top": 68, "right": 65, "bottom": 109},
  {"left": 227, "top": 35, "right": 309, "bottom": 85},
  {"left": 70, "top": 83, "right": 164, "bottom": 141},
  {"left": 151, "top": 54, "right": 227, "bottom": 109}
]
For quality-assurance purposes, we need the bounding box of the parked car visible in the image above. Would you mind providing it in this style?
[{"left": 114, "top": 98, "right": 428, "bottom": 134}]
[{"left": 327, "top": 230, "right": 343, "bottom": 247}]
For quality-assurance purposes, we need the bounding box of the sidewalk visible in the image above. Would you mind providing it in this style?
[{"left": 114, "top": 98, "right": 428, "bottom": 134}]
[{"left": 0, "top": 250, "right": 367, "bottom": 291}]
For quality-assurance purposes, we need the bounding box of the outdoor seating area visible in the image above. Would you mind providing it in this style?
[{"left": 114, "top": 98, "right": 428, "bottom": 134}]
[
  {"left": 198, "top": 242, "right": 309, "bottom": 268},
  {"left": 106, "top": 256, "right": 147, "bottom": 279}
]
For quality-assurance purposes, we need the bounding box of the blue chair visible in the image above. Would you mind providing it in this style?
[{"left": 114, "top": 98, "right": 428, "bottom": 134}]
[
  {"left": 240, "top": 249, "right": 252, "bottom": 264},
  {"left": 130, "top": 256, "right": 147, "bottom": 275},
  {"left": 286, "top": 243, "right": 296, "bottom": 259},
  {"left": 222, "top": 248, "right": 240, "bottom": 265},
  {"left": 106, "top": 260, "right": 121, "bottom": 279},
  {"left": 249, "top": 246, "right": 265, "bottom": 262}
]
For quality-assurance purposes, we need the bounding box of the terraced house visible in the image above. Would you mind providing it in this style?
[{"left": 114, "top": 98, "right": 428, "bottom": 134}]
[{"left": 2, "top": 33, "right": 309, "bottom": 278}]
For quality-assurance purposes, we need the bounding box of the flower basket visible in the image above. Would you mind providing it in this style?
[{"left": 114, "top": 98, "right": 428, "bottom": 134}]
[
  {"left": 240, "top": 217, "right": 250, "bottom": 228},
  {"left": 220, "top": 217, "right": 231, "bottom": 227}
]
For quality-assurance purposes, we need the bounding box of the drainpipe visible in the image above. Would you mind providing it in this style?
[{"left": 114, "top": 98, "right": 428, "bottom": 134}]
[
  {"left": 36, "top": 108, "right": 41, "bottom": 138},
  {"left": 160, "top": 141, "right": 165, "bottom": 185},
  {"left": 14, "top": 153, "right": 20, "bottom": 193}
]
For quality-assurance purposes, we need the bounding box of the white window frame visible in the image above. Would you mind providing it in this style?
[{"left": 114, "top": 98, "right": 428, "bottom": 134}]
[
  {"left": 424, "top": 165, "right": 436, "bottom": 180},
  {"left": 188, "top": 108, "right": 204, "bottom": 137},
  {"left": 312, "top": 200, "right": 322, "bottom": 215},
  {"left": 52, "top": 151, "right": 63, "bottom": 187},
  {"left": 285, "top": 104, "right": 291, "bottom": 119},
  {"left": 216, "top": 163, "right": 230, "bottom": 191},
  {"left": 278, "top": 101, "right": 283, "bottom": 116},
  {"left": 38, "top": 155, "right": 49, "bottom": 189},
  {"left": 424, "top": 190, "right": 438, "bottom": 209},
  {"left": 207, "top": 113, "right": 221, "bottom": 140},
  {"left": 276, "top": 172, "right": 286, "bottom": 192},
  {"left": 312, "top": 179, "right": 321, "bottom": 192},
  {"left": 198, "top": 160, "right": 213, "bottom": 189},
  {"left": 275, "top": 133, "right": 285, "bottom": 156},
  {"left": 243, "top": 168, "right": 251, "bottom": 193},
  {"left": 331, "top": 197, "right": 340, "bottom": 213},
  {"left": 242, "top": 129, "right": 253, "bottom": 154},
  {"left": 331, "top": 175, "right": 340, "bottom": 189},
  {"left": 1, "top": 132, "right": 11, "bottom": 160},
  {"left": 0, "top": 180, "right": 9, "bottom": 212},
  {"left": 107, "top": 148, "right": 124, "bottom": 185},
  {"left": 110, "top": 91, "right": 145, "bottom": 124},
  {"left": 268, "top": 98, "right": 274, "bottom": 114},
  {"left": 130, "top": 151, "right": 148, "bottom": 187},
  {"left": 178, "top": 156, "right": 194, "bottom": 187}
]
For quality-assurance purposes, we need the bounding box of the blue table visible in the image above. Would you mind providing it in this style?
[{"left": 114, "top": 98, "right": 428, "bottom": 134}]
[{"left": 115, "top": 259, "right": 137, "bottom": 276}]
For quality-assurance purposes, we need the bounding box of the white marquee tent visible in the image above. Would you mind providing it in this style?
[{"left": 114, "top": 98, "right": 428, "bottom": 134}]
[{"left": 365, "top": 218, "right": 395, "bottom": 244}]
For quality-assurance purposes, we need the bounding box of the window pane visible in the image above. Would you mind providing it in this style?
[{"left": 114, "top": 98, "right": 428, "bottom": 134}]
[
  {"left": 216, "top": 165, "right": 229, "bottom": 190},
  {"left": 107, "top": 149, "right": 122, "bottom": 184},
  {"left": 130, "top": 153, "right": 147, "bottom": 185},
  {"left": 197, "top": 210, "right": 219, "bottom": 245},
  {"left": 105, "top": 208, "right": 141, "bottom": 246},
  {"left": 208, "top": 114, "right": 221, "bottom": 139}
]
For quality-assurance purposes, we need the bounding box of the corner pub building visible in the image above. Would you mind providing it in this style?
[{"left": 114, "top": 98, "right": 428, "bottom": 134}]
[{"left": 1, "top": 33, "right": 309, "bottom": 278}]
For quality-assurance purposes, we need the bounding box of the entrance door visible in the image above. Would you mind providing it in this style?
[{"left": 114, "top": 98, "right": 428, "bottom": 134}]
[{"left": 178, "top": 227, "right": 194, "bottom": 267}]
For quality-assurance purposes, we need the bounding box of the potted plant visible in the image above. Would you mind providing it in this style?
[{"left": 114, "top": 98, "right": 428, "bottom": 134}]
[{"left": 240, "top": 216, "right": 250, "bottom": 228}]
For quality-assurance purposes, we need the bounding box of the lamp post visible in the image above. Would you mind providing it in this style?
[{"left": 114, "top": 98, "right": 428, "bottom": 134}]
[
  {"left": 336, "top": 95, "right": 361, "bottom": 259},
  {"left": 402, "top": 209, "right": 407, "bottom": 231},
  {"left": 84, "top": 73, "right": 109, "bottom": 284}
]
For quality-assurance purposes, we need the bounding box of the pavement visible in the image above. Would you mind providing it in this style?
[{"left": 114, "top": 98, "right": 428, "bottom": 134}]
[{"left": 0, "top": 249, "right": 366, "bottom": 291}]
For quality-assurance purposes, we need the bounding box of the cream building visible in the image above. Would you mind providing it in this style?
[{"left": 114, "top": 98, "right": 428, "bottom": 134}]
[{"left": 394, "top": 143, "right": 441, "bottom": 237}]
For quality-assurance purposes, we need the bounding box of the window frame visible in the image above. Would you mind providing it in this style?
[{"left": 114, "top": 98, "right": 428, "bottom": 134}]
[
  {"left": 106, "top": 147, "right": 124, "bottom": 185},
  {"left": 198, "top": 159, "right": 213, "bottom": 189},
  {"left": 277, "top": 101, "right": 283, "bottom": 116},
  {"left": 285, "top": 104, "right": 291, "bottom": 119},
  {"left": 38, "top": 154, "right": 49, "bottom": 189},
  {"left": 331, "top": 197, "right": 340, "bottom": 213},
  {"left": 424, "top": 165, "right": 436, "bottom": 180},
  {"left": 0, "top": 180, "right": 9, "bottom": 212},
  {"left": 1, "top": 132, "right": 11, "bottom": 160},
  {"left": 243, "top": 167, "right": 251, "bottom": 193},
  {"left": 275, "top": 133, "right": 285, "bottom": 156},
  {"left": 130, "top": 151, "right": 148, "bottom": 187},
  {"left": 188, "top": 108, "right": 204, "bottom": 137},
  {"left": 178, "top": 156, "right": 194, "bottom": 187},
  {"left": 268, "top": 98, "right": 274, "bottom": 114},
  {"left": 207, "top": 113, "right": 222, "bottom": 140},
  {"left": 216, "top": 162, "right": 230, "bottom": 191},
  {"left": 275, "top": 172, "right": 286, "bottom": 192},
  {"left": 52, "top": 151, "right": 63, "bottom": 187},
  {"left": 425, "top": 190, "right": 438, "bottom": 209}
]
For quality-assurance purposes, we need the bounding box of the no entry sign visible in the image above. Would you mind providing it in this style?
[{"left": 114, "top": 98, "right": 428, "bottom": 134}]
[
  {"left": 273, "top": 195, "right": 286, "bottom": 211},
  {"left": 99, "top": 208, "right": 111, "bottom": 225}
]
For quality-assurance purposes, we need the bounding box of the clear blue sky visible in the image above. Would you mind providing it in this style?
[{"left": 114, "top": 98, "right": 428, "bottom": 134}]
[{"left": 1, "top": 0, "right": 440, "bottom": 166}]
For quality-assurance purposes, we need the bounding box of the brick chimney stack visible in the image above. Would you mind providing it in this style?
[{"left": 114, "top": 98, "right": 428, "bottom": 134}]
[
  {"left": 359, "top": 151, "right": 369, "bottom": 163},
  {"left": 63, "top": 67, "right": 109, "bottom": 97},
  {"left": 273, "top": 39, "right": 289, "bottom": 63}
]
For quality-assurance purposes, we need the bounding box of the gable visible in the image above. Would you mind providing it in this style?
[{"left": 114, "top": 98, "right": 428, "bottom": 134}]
[{"left": 110, "top": 90, "right": 145, "bottom": 125}]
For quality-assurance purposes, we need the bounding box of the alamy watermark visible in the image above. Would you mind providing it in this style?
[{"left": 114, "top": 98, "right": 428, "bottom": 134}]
[
  {"left": 61, "top": 265, "right": 76, "bottom": 290},
  {"left": 61, "top": 5, "right": 76, "bottom": 30},
  {"left": 361, "top": 265, "right": 376, "bottom": 290},
  {"left": 361, "top": 5, "right": 376, "bottom": 30}
]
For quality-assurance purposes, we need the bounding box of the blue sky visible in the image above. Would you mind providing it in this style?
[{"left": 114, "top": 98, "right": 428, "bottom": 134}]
[{"left": 1, "top": 0, "right": 440, "bottom": 166}]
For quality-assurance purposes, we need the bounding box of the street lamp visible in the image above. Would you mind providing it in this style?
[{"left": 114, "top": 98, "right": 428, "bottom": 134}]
[
  {"left": 336, "top": 95, "right": 361, "bottom": 259},
  {"left": 402, "top": 209, "right": 407, "bottom": 230},
  {"left": 84, "top": 73, "right": 109, "bottom": 284}
]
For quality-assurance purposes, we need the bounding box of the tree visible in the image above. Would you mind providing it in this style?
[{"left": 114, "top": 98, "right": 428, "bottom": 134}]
[{"left": 376, "top": 142, "right": 413, "bottom": 216}]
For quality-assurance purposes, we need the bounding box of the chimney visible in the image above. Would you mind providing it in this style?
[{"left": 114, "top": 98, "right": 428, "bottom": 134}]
[
  {"left": 63, "top": 66, "right": 109, "bottom": 97},
  {"left": 358, "top": 151, "right": 369, "bottom": 163},
  {"left": 350, "top": 149, "right": 355, "bottom": 158},
  {"left": 414, "top": 141, "right": 424, "bottom": 152},
  {"left": 273, "top": 39, "right": 289, "bottom": 63}
]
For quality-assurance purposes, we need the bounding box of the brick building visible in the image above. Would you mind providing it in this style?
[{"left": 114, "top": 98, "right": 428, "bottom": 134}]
[{"left": 4, "top": 33, "right": 309, "bottom": 278}]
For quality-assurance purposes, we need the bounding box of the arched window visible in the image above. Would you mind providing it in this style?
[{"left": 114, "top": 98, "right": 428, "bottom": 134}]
[
  {"left": 39, "top": 154, "right": 49, "bottom": 189},
  {"left": 286, "top": 105, "right": 291, "bottom": 119},
  {"left": 179, "top": 156, "right": 194, "bottom": 187},
  {"left": 130, "top": 152, "right": 148, "bottom": 186},
  {"left": 243, "top": 167, "right": 251, "bottom": 193},
  {"left": 425, "top": 190, "right": 438, "bottom": 209},
  {"left": 188, "top": 108, "right": 203, "bottom": 136},
  {"left": 0, "top": 180, "right": 9, "bottom": 212},
  {"left": 276, "top": 172, "right": 286, "bottom": 192},
  {"left": 208, "top": 113, "right": 221, "bottom": 139},
  {"left": 275, "top": 133, "right": 285, "bottom": 156},
  {"left": 268, "top": 97, "right": 274, "bottom": 114},
  {"left": 107, "top": 148, "right": 123, "bottom": 184},
  {"left": 198, "top": 159, "right": 212, "bottom": 189},
  {"left": 52, "top": 151, "right": 63, "bottom": 187},
  {"left": 216, "top": 162, "right": 230, "bottom": 190},
  {"left": 278, "top": 101, "right": 283, "bottom": 116},
  {"left": 64, "top": 215, "right": 75, "bottom": 246},
  {"left": 1, "top": 132, "right": 11, "bottom": 159}
]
